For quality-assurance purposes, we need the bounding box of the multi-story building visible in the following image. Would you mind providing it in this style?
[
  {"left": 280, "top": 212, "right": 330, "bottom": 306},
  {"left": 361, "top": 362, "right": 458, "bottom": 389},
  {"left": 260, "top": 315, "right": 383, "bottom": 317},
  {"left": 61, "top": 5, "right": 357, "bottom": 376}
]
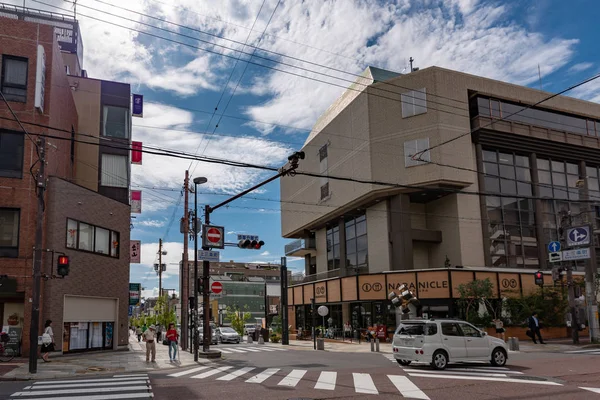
[
  {"left": 0, "top": 5, "right": 132, "bottom": 356},
  {"left": 281, "top": 66, "right": 597, "bottom": 335}
]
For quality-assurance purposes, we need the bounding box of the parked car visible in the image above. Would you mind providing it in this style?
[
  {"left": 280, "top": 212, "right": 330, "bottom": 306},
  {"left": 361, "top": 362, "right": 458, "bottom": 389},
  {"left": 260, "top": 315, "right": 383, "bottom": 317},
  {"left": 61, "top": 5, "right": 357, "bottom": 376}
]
[
  {"left": 244, "top": 324, "right": 256, "bottom": 335},
  {"left": 392, "top": 318, "right": 508, "bottom": 370},
  {"left": 218, "top": 327, "right": 240, "bottom": 344},
  {"left": 198, "top": 323, "right": 218, "bottom": 345}
]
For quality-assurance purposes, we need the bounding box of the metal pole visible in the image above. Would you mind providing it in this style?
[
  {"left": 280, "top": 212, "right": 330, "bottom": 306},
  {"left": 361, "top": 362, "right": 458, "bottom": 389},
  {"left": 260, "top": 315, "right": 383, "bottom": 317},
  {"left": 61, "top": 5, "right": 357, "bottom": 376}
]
[
  {"left": 264, "top": 280, "right": 268, "bottom": 331},
  {"left": 181, "top": 170, "right": 189, "bottom": 350},
  {"left": 158, "top": 238, "right": 163, "bottom": 302},
  {"left": 561, "top": 210, "right": 579, "bottom": 344},
  {"left": 193, "top": 185, "right": 199, "bottom": 361},
  {"left": 202, "top": 205, "right": 211, "bottom": 353},
  {"left": 312, "top": 297, "right": 316, "bottom": 350},
  {"left": 28, "top": 138, "right": 45, "bottom": 374},
  {"left": 280, "top": 257, "right": 289, "bottom": 345}
]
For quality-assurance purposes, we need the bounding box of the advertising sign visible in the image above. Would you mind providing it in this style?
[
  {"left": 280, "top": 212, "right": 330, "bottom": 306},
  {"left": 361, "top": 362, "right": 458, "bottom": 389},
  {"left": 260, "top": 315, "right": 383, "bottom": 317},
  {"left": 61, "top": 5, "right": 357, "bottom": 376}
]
[
  {"left": 131, "top": 191, "right": 142, "bottom": 214},
  {"left": 132, "top": 94, "right": 143, "bottom": 117},
  {"left": 34, "top": 45, "right": 45, "bottom": 112},
  {"left": 130, "top": 240, "right": 141, "bottom": 263},
  {"left": 131, "top": 141, "right": 142, "bottom": 165},
  {"left": 129, "top": 283, "right": 141, "bottom": 306}
]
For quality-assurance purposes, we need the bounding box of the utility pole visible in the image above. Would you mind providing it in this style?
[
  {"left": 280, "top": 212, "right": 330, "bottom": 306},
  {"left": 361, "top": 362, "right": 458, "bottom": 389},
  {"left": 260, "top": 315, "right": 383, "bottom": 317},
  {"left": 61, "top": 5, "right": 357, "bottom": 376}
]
[
  {"left": 560, "top": 210, "right": 579, "bottom": 344},
  {"left": 202, "top": 205, "right": 210, "bottom": 353},
  {"left": 158, "top": 238, "right": 163, "bottom": 299},
  {"left": 28, "top": 137, "right": 45, "bottom": 374},
  {"left": 280, "top": 257, "right": 289, "bottom": 345},
  {"left": 181, "top": 171, "right": 189, "bottom": 350}
]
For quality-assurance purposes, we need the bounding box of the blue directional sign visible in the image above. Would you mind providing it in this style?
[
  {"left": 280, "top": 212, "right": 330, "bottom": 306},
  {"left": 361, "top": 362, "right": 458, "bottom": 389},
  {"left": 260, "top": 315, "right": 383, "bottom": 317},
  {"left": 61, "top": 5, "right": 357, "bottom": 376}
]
[
  {"left": 567, "top": 226, "right": 590, "bottom": 247},
  {"left": 548, "top": 241, "right": 561, "bottom": 253}
]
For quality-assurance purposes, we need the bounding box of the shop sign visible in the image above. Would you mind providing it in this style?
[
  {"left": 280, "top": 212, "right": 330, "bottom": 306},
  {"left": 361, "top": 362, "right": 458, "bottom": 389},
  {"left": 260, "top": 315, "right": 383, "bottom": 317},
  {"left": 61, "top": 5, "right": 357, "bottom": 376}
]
[
  {"left": 315, "top": 282, "right": 326, "bottom": 300},
  {"left": 416, "top": 271, "right": 450, "bottom": 298},
  {"left": 129, "top": 283, "right": 141, "bottom": 305},
  {"left": 386, "top": 273, "right": 417, "bottom": 296},
  {"left": 499, "top": 273, "right": 520, "bottom": 297},
  {"left": 359, "top": 275, "right": 386, "bottom": 300}
]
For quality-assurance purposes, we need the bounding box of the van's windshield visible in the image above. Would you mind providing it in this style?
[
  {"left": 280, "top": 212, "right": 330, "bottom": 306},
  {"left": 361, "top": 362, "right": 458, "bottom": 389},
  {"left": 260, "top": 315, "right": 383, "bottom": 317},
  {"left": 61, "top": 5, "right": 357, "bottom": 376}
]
[{"left": 395, "top": 323, "right": 437, "bottom": 336}]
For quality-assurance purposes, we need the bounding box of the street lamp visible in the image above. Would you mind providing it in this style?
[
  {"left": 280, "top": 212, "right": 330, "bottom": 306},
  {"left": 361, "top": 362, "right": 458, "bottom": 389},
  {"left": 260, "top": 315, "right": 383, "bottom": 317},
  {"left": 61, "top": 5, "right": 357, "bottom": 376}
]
[{"left": 193, "top": 176, "right": 207, "bottom": 361}]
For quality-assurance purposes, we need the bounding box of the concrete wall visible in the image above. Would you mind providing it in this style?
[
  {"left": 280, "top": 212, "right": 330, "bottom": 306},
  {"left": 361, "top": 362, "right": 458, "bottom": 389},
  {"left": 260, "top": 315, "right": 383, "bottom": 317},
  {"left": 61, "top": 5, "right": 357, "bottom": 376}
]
[{"left": 366, "top": 201, "right": 390, "bottom": 273}]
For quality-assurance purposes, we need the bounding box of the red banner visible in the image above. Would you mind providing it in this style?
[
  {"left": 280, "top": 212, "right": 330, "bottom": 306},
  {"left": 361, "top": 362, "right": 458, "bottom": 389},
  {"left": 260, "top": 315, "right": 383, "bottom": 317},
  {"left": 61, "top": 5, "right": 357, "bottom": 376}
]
[
  {"left": 131, "top": 141, "right": 142, "bottom": 165},
  {"left": 131, "top": 190, "right": 142, "bottom": 214}
]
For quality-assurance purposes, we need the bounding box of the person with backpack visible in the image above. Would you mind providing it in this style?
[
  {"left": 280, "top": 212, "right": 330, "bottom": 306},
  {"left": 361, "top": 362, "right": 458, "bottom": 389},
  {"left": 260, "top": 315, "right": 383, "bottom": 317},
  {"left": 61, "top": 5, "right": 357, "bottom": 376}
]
[{"left": 40, "top": 320, "right": 54, "bottom": 362}]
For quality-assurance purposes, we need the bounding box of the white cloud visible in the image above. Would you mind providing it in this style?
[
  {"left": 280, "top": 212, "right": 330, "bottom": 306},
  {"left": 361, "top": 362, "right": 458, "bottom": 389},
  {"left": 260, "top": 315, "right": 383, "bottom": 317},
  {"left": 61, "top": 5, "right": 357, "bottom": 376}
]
[
  {"left": 260, "top": 250, "right": 270, "bottom": 256},
  {"left": 568, "top": 62, "right": 594, "bottom": 73},
  {"left": 136, "top": 219, "right": 167, "bottom": 228}
]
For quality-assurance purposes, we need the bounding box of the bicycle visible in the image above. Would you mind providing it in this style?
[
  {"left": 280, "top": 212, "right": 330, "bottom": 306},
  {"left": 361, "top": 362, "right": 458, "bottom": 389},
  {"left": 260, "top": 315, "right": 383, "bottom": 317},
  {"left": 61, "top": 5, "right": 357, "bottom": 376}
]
[{"left": 0, "top": 332, "right": 15, "bottom": 362}]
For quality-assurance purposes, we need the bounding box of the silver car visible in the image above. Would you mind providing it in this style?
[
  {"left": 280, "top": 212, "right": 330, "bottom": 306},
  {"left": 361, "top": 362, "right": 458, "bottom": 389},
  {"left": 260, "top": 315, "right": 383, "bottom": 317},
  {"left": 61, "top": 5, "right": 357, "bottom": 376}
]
[
  {"left": 218, "top": 327, "right": 240, "bottom": 344},
  {"left": 198, "top": 324, "right": 218, "bottom": 345}
]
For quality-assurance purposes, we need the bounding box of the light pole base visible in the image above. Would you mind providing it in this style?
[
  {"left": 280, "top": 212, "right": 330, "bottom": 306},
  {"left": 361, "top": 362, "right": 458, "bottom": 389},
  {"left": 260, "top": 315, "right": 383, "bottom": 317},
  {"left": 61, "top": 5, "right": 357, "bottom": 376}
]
[{"left": 198, "top": 350, "right": 222, "bottom": 359}]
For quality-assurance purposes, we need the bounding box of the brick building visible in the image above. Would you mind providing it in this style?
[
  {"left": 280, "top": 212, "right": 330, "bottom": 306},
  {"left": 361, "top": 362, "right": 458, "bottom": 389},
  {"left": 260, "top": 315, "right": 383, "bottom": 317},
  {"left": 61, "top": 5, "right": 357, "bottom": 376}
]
[{"left": 0, "top": 5, "right": 132, "bottom": 356}]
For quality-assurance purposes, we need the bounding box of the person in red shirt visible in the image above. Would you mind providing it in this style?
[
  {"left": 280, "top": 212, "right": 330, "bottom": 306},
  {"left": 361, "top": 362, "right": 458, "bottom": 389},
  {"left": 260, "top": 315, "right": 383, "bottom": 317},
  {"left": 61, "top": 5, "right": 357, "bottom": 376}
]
[{"left": 166, "top": 323, "right": 179, "bottom": 362}]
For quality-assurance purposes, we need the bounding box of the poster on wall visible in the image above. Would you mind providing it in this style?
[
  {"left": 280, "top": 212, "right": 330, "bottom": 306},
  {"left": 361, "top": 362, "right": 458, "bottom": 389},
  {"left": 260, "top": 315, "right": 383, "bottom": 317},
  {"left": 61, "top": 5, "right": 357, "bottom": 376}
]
[
  {"left": 131, "top": 141, "right": 143, "bottom": 165},
  {"left": 131, "top": 191, "right": 142, "bottom": 214},
  {"left": 129, "top": 283, "right": 141, "bottom": 305},
  {"left": 130, "top": 240, "right": 141, "bottom": 263}
]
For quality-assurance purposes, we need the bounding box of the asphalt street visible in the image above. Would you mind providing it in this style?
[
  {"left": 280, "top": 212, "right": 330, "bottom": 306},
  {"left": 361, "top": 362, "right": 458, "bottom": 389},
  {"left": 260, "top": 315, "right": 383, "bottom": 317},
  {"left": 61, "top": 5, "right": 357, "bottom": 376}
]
[{"left": 2, "top": 343, "right": 600, "bottom": 399}]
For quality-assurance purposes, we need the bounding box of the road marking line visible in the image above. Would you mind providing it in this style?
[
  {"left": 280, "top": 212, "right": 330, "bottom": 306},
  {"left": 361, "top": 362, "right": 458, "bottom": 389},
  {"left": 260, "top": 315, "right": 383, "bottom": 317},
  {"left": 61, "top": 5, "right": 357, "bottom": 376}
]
[
  {"left": 278, "top": 369, "right": 307, "bottom": 387},
  {"left": 565, "top": 349, "right": 600, "bottom": 353},
  {"left": 191, "top": 366, "right": 233, "bottom": 379},
  {"left": 218, "top": 349, "right": 233, "bottom": 354},
  {"left": 242, "top": 347, "right": 262, "bottom": 352},
  {"left": 28, "top": 380, "right": 149, "bottom": 390},
  {"left": 314, "top": 371, "right": 336, "bottom": 390},
  {"left": 10, "top": 386, "right": 151, "bottom": 396},
  {"left": 114, "top": 374, "right": 149, "bottom": 378},
  {"left": 402, "top": 369, "right": 507, "bottom": 377},
  {"left": 253, "top": 347, "right": 276, "bottom": 352},
  {"left": 353, "top": 373, "right": 378, "bottom": 395},
  {"left": 388, "top": 375, "right": 430, "bottom": 400},
  {"left": 168, "top": 366, "right": 210, "bottom": 377},
  {"left": 263, "top": 347, "right": 287, "bottom": 351},
  {"left": 445, "top": 368, "right": 523, "bottom": 375},
  {"left": 32, "top": 377, "right": 148, "bottom": 385},
  {"left": 407, "top": 373, "right": 562, "bottom": 385},
  {"left": 580, "top": 387, "right": 600, "bottom": 394},
  {"left": 10, "top": 394, "right": 153, "bottom": 400},
  {"left": 246, "top": 368, "right": 280, "bottom": 384},
  {"left": 222, "top": 348, "right": 247, "bottom": 353},
  {"left": 217, "top": 367, "right": 255, "bottom": 381}
]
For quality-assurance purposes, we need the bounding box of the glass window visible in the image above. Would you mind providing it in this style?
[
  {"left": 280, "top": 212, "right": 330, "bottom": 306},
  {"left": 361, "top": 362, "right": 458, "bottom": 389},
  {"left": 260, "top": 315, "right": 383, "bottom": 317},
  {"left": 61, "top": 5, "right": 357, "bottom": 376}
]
[
  {"left": 539, "top": 171, "right": 551, "bottom": 184},
  {"left": 66, "top": 219, "right": 78, "bottom": 249},
  {"left": 483, "top": 162, "right": 498, "bottom": 176},
  {"left": 346, "top": 239, "right": 356, "bottom": 254},
  {"left": 404, "top": 138, "right": 430, "bottom": 167},
  {"left": 357, "top": 250, "right": 368, "bottom": 266},
  {"left": 537, "top": 159, "right": 550, "bottom": 170},
  {"left": 110, "top": 231, "right": 119, "bottom": 258},
  {"left": 587, "top": 166, "right": 598, "bottom": 178},
  {"left": 589, "top": 178, "right": 599, "bottom": 192},
  {"left": 516, "top": 167, "right": 531, "bottom": 182},
  {"left": 552, "top": 172, "right": 566, "bottom": 187},
  {"left": 95, "top": 227, "right": 110, "bottom": 255},
  {"left": 103, "top": 106, "right": 130, "bottom": 139},
  {"left": 490, "top": 100, "right": 501, "bottom": 118},
  {"left": 0, "top": 208, "right": 19, "bottom": 258},
  {"left": 515, "top": 155, "right": 530, "bottom": 167},
  {"left": 482, "top": 150, "right": 497, "bottom": 162},
  {"left": 459, "top": 323, "right": 481, "bottom": 337},
  {"left": 101, "top": 154, "right": 128, "bottom": 188},
  {"left": 499, "top": 165, "right": 515, "bottom": 180},
  {"left": 401, "top": 88, "right": 427, "bottom": 118},
  {"left": 78, "top": 223, "right": 94, "bottom": 251},
  {"left": 1, "top": 56, "right": 28, "bottom": 102},
  {"left": 500, "top": 179, "right": 517, "bottom": 195},
  {"left": 0, "top": 131, "right": 24, "bottom": 178},
  {"left": 357, "top": 235, "right": 368, "bottom": 252},
  {"left": 551, "top": 161, "right": 564, "bottom": 173},
  {"left": 345, "top": 221, "right": 356, "bottom": 240},
  {"left": 498, "top": 153, "right": 513, "bottom": 164},
  {"left": 441, "top": 323, "right": 461, "bottom": 336},
  {"left": 566, "top": 163, "right": 579, "bottom": 175},
  {"left": 484, "top": 177, "right": 500, "bottom": 193}
]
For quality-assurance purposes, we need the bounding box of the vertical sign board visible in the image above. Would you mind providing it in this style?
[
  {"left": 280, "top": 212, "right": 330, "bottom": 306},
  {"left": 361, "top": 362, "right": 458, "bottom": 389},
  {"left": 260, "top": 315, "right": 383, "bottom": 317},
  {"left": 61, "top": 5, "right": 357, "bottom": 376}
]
[
  {"left": 131, "top": 141, "right": 143, "bottom": 165},
  {"left": 129, "top": 283, "right": 141, "bottom": 305},
  {"left": 131, "top": 190, "right": 142, "bottom": 214},
  {"left": 132, "top": 94, "right": 144, "bottom": 117},
  {"left": 34, "top": 45, "right": 45, "bottom": 113},
  {"left": 130, "top": 240, "right": 141, "bottom": 263}
]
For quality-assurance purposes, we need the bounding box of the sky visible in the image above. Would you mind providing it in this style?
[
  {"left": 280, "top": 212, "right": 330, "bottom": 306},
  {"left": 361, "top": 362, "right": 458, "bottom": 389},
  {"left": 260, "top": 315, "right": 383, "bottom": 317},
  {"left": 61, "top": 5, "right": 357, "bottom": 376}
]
[{"left": 10, "top": 0, "right": 600, "bottom": 299}]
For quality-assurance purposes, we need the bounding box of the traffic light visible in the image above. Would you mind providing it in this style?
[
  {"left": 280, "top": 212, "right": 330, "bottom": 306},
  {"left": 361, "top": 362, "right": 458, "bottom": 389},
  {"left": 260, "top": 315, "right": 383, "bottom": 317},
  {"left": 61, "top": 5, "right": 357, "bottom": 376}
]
[
  {"left": 552, "top": 267, "right": 563, "bottom": 282},
  {"left": 57, "top": 255, "right": 70, "bottom": 277},
  {"left": 189, "top": 296, "right": 195, "bottom": 310},
  {"left": 534, "top": 271, "right": 544, "bottom": 286},
  {"left": 237, "top": 240, "right": 265, "bottom": 249}
]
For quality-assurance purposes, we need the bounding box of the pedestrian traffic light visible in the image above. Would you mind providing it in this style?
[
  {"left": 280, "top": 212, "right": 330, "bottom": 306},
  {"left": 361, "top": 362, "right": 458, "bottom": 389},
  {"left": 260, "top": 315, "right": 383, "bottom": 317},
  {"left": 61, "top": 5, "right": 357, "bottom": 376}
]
[
  {"left": 189, "top": 296, "right": 195, "bottom": 310},
  {"left": 237, "top": 239, "right": 265, "bottom": 249},
  {"left": 534, "top": 271, "right": 544, "bottom": 286},
  {"left": 57, "top": 255, "right": 70, "bottom": 277}
]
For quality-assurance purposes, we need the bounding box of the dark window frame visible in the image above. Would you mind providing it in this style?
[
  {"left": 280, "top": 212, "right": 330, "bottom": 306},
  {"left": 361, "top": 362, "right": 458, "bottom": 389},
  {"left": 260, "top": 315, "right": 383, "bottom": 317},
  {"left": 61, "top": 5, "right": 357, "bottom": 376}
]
[
  {"left": 0, "top": 208, "right": 20, "bottom": 258},
  {"left": 102, "top": 105, "right": 131, "bottom": 139},
  {"left": 0, "top": 130, "right": 25, "bottom": 178},
  {"left": 1, "top": 55, "right": 28, "bottom": 103},
  {"left": 65, "top": 217, "right": 120, "bottom": 258}
]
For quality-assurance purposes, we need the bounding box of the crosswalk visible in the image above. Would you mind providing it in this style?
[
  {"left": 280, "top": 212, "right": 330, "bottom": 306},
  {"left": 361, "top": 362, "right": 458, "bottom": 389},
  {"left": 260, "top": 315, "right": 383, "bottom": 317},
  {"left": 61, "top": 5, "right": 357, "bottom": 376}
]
[
  {"left": 168, "top": 365, "right": 430, "bottom": 397},
  {"left": 217, "top": 344, "right": 289, "bottom": 354},
  {"left": 564, "top": 349, "right": 600, "bottom": 355},
  {"left": 9, "top": 373, "right": 153, "bottom": 399}
]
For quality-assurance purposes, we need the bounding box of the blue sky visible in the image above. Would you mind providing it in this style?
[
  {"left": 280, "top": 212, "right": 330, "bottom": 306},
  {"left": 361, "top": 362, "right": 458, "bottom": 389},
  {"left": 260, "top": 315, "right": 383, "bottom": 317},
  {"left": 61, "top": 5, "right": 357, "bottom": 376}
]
[{"left": 12, "top": 0, "right": 600, "bottom": 298}]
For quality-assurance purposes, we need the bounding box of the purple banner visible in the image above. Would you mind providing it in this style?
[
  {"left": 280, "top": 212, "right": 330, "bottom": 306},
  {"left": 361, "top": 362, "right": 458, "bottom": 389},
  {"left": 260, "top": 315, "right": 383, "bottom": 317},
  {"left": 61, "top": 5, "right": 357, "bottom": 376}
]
[{"left": 132, "top": 94, "right": 143, "bottom": 117}]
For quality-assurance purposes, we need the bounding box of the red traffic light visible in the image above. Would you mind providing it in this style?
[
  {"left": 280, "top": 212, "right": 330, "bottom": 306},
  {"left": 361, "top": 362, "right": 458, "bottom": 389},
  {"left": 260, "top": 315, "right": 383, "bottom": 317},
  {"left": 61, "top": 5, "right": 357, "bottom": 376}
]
[
  {"left": 534, "top": 271, "right": 543, "bottom": 286},
  {"left": 535, "top": 272, "right": 542, "bottom": 279},
  {"left": 254, "top": 240, "right": 264, "bottom": 249},
  {"left": 58, "top": 255, "right": 69, "bottom": 265}
]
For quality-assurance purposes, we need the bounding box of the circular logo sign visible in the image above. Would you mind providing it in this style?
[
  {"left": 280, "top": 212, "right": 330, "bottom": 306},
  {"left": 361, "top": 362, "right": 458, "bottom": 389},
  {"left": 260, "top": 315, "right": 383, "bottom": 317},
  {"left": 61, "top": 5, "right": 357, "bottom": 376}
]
[
  {"left": 317, "top": 306, "right": 329, "bottom": 317},
  {"left": 211, "top": 281, "right": 223, "bottom": 294},
  {"left": 362, "top": 282, "right": 383, "bottom": 292},
  {"left": 206, "top": 227, "right": 222, "bottom": 244}
]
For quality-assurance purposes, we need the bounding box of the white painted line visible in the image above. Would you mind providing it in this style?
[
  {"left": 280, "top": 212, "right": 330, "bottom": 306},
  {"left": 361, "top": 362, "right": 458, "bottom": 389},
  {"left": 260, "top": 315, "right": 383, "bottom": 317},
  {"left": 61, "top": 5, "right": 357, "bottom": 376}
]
[
  {"left": 460, "top": 364, "right": 510, "bottom": 370},
  {"left": 444, "top": 368, "right": 523, "bottom": 375},
  {"left": 407, "top": 373, "right": 562, "bottom": 386},
  {"left": 217, "top": 367, "right": 255, "bottom": 381},
  {"left": 10, "top": 386, "right": 150, "bottom": 397},
  {"left": 28, "top": 380, "right": 149, "bottom": 390},
  {"left": 353, "top": 373, "right": 378, "bottom": 395},
  {"left": 264, "top": 347, "right": 287, "bottom": 351},
  {"left": 242, "top": 347, "right": 262, "bottom": 352},
  {"left": 253, "top": 347, "right": 276, "bottom": 352},
  {"left": 168, "top": 366, "right": 210, "bottom": 377},
  {"left": 10, "top": 394, "right": 153, "bottom": 400},
  {"left": 191, "top": 366, "right": 233, "bottom": 379},
  {"left": 565, "top": 349, "right": 600, "bottom": 353},
  {"left": 219, "top": 349, "right": 233, "bottom": 354},
  {"left": 277, "top": 369, "right": 307, "bottom": 387},
  {"left": 402, "top": 369, "right": 507, "bottom": 378},
  {"left": 388, "top": 375, "right": 430, "bottom": 400},
  {"left": 34, "top": 377, "right": 147, "bottom": 385},
  {"left": 580, "top": 387, "right": 600, "bottom": 394},
  {"left": 314, "top": 371, "right": 337, "bottom": 390},
  {"left": 246, "top": 368, "right": 280, "bottom": 384},
  {"left": 114, "top": 374, "right": 149, "bottom": 378},
  {"left": 222, "top": 348, "right": 247, "bottom": 353}
]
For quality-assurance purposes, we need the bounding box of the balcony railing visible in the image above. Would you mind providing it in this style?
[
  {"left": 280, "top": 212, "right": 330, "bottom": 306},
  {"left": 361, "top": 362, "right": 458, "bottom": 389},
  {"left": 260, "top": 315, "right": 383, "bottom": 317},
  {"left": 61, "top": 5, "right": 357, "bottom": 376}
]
[
  {"left": 290, "top": 269, "right": 341, "bottom": 285},
  {"left": 285, "top": 238, "right": 316, "bottom": 257}
]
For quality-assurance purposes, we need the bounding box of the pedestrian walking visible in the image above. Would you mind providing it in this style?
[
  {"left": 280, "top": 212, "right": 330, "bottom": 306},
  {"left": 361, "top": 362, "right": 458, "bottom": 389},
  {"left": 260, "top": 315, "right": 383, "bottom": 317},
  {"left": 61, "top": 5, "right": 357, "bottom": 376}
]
[
  {"left": 143, "top": 325, "right": 157, "bottom": 362},
  {"left": 493, "top": 318, "right": 505, "bottom": 341},
  {"left": 136, "top": 326, "right": 142, "bottom": 342},
  {"left": 527, "top": 312, "right": 545, "bottom": 344},
  {"left": 40, "top": 320, "right": 55, "bottom": 362},
  {"left": 166, "top": 323, "right": 179, "bottom": 362}
]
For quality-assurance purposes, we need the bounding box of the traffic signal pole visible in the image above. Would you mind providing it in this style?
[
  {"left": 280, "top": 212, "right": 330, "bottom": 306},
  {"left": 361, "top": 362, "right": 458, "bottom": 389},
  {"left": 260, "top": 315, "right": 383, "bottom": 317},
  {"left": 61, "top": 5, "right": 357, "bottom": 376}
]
[
  {"left": 202, "top": 205, "right": 211, "bottom": 354},
  {"left": 560, "top": 210, "right": 579, "bottom": 344},
  {"left": 181, "top": 171, "right": 189, "bottom": 350}
]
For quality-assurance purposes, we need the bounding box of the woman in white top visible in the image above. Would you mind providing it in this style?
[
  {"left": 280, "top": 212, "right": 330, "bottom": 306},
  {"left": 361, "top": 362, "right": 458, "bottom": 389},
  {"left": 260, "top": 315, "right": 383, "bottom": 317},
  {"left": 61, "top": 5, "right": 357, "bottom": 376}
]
[{"left": 41, "top": 320, "right": 55, "bottom": 362}]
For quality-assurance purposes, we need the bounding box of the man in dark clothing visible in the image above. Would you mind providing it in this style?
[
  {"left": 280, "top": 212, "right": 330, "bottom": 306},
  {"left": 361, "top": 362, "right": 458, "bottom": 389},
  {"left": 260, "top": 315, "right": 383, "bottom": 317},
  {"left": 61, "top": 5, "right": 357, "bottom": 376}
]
[{"left": 528, "top": 312, "right": 545, "bottom": 344}]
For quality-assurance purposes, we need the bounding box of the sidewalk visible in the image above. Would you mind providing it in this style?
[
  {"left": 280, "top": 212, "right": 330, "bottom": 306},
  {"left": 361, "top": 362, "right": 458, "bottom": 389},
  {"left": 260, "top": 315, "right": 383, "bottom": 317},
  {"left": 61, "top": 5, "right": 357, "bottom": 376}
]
[{"left": 0, "top": 333, "right": 214, "bottom": 381}]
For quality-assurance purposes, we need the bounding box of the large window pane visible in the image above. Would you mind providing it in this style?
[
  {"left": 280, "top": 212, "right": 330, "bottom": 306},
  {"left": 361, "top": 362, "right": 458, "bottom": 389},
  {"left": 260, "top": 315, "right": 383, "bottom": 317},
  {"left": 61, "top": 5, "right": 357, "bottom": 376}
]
[
  {"left": 566, "top": 163, "right": 579, "bottom": 175},
  {"left": 346, "top": 239, "right": 356, "bottom": 254},
  {"left": 79, "top": 223, "right": 94, "bottom": 251},
  {"left": 551, "top": 161, "right": 564, "bottom": 173},
  {"left": 356, "top": 220, "right": 367, "bottom": 236},
  {"left": 66, "top": 219, "right": 78, "bottom": 249},
  {"left": 515, "top": 155, "right": 530, "bottom": 167},
  {"left": 357, "top": 235, "right": 368, "bottom": 252},
  {"left": 537, "top": 159, "right": 550, "bottom": 171},
  {"left": 539, "top": 170, "right": 551, "bottom": 184},
  {"left": 345, "top": 221, "right": 356, "bottom": 240},
  {"left": 498, "top": 153, "right": 513, "bottom": 164},
  {"left": 110, "top": 231, "right": 119, "bottom": 258},
  {"left": 95, "top": 227, "right": 110, "bottom": 255},
  {"left": 484, "top": 177, "right": 500, "bottom": 192},
  {"left": 101, "top": 154, "right": 128, "bottom": 188},
  {"left": 500, "top": 179, "right": 517, "bottom": 194},
  {"left": 516, "top": 167, "right": 531, "bottom": 182},
  {"left": 483, "top": 162, "right": 498, "bottom": 176},
  {"left": 0, "top": 209, "right": 19, "bottom": 257},
  {"left": 0, "top": 131, "right": 25, "bottom": 178},
  {"left": 499, "top": 165, "right": 516, "bottom": 180},
  {"left": 103, "top": 106, "right": 130, "bottom": 139},
  {"left": 1, "top": 57, "right": 28, "bottom": 102},
  {"left": 482, "top": 150, "right": 497, "bottom": 162},
  {"left": 552, "top": 172, "right": 566, "bottom": 187}
]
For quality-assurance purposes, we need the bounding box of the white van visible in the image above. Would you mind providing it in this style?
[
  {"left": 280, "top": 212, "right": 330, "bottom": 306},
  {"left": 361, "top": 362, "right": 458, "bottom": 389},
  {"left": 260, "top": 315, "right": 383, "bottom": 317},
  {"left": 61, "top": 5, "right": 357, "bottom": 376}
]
[{"left": 392, "top": 318, "right": 508, "bottom": 370}]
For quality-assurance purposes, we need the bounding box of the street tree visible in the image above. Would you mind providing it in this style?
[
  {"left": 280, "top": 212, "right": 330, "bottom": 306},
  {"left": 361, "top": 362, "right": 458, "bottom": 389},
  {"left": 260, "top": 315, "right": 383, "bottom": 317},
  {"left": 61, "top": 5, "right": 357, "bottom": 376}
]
[{"left": 225, "top": 306, "right": 251, "bottom": 335}]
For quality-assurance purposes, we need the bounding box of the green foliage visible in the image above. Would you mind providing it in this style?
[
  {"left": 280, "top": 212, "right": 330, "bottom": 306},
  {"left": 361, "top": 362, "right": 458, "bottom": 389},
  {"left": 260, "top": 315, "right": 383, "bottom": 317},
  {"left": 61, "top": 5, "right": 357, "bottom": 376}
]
[
  {"left": 271, "top": 316, "right": 282, "bottom": 334},
  {"left": 153, "top": 295, "right": 176, "bottom": 329},
  {"left": 225, "top": 306, "right": 252, "bottom": 335},
  {"left": 504, "top": 286, "right": 568, "bottom": 327},
  {"left": 456, "top": 278, "right": 498, "bottom": 326},
  {"left": 270, "top": 333, "right": 281, "bottom": 343}
]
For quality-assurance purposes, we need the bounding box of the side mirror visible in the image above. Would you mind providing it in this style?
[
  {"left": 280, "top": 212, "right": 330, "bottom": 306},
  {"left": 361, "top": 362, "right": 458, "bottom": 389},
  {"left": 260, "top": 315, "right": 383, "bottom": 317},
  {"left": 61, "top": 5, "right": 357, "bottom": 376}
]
[{"left": 481, "top": 331, "right": 487, "bottom": 337}]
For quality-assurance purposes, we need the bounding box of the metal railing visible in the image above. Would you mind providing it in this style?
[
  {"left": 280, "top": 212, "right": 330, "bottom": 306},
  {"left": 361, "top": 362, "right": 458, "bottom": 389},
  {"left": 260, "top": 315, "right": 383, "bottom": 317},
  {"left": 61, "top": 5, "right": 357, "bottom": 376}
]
[
  {"left": 284, "top": 238, "right": 316, "bottom": 256},
  {"left": 290, "top": 269, "right": 341, "bottom": 285}
]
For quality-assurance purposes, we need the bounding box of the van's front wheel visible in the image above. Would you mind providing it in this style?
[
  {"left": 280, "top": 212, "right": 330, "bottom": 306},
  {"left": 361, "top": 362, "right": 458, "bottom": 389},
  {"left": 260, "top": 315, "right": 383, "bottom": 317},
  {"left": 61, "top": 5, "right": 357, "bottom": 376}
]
[{"left": 491, "top": 348, "right": 507, "bottom": 367}]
